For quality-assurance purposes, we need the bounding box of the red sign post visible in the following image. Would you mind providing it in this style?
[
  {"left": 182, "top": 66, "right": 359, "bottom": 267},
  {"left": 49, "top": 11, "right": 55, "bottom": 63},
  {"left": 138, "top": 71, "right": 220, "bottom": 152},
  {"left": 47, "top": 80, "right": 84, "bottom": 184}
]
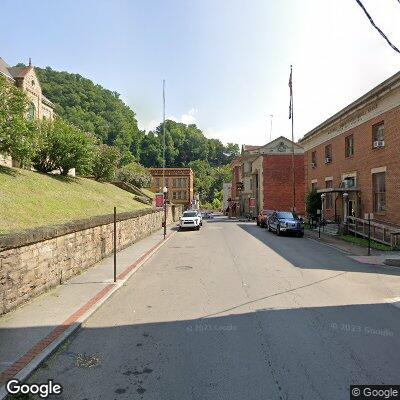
[{"left": 155, "top": 193, "right": 164, "bottom": 208}]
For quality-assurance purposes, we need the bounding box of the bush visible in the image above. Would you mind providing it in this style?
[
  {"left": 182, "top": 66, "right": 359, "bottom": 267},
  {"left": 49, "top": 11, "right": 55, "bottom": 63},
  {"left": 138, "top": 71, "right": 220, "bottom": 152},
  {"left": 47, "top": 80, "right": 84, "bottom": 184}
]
[
  {"left": 306, "top": 188, "right": 322, "bottom": 219},
  {"left": 33, "top": 118, "right": 94, "bottom": 175},
  {"left": 92, "top": 144, "right": 120, "bottom": 181},
  {"left": 116, "top": 162, "right": 151, "bottom": 188}
]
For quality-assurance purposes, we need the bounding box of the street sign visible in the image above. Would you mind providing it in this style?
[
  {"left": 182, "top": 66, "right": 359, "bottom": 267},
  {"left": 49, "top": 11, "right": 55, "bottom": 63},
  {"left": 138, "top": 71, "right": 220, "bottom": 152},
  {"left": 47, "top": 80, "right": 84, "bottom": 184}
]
[
  {"left": 155, "top": 193, "right": 164, "bottom": 208},
  {"left": 364, "top": 213, "right": 374, "bottom": 220}
]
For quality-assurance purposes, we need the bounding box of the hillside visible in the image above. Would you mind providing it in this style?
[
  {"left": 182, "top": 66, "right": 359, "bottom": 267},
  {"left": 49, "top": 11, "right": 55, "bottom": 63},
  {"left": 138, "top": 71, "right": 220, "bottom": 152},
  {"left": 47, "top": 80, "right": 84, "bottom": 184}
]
[
  {"left": 0, "top": 166, "right": 149, "bottom": 235},
  {"left": 34, "top": 66, "right": 142, "bottom": 163}
]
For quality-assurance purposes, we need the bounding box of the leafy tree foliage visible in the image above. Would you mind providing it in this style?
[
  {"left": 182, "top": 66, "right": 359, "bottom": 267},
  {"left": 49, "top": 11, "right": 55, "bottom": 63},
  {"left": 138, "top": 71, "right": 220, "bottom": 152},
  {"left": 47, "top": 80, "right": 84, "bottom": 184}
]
[
  {"left": 92, "top": 144, "right": 120, "bottom": 181},
  {"left": 32, "top": 118, "right": 94, "bottom": 175},
  {"left": 116, "top": 162, "right": 151, "bottom": 188},
  {"left": 306, "top": 188, "right": 322, "bottom": 219},
  {"left": 34, "top": 67, "right": 140, "bottom": 163},
  {"left": 0, "top": 75, "right": 37, "bottom": 167}
]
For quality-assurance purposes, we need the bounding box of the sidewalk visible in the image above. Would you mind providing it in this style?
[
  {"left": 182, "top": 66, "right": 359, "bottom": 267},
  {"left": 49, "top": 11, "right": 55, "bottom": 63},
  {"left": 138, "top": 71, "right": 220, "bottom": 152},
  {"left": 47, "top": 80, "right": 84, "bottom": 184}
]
[
  {"left": 0, "top": 225, "right": 176, "bottom": 399},
  {"left": 305, "top": 229, "right": 400, "bottom": 265}
]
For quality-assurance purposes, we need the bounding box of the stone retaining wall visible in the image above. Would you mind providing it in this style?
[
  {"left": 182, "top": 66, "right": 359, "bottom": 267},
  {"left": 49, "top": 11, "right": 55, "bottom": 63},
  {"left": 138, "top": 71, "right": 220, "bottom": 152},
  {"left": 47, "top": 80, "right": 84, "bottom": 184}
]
[{"left": 0, "top": 205, "right": 182, "bottom": 315}]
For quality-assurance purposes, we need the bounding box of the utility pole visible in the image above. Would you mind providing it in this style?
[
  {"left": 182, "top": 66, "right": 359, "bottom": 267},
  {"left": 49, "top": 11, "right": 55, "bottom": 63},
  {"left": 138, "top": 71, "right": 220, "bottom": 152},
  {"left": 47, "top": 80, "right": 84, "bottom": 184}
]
[
  {"left": 269, "top": 114, "right": 273, "bottom": 142},
  {"left": 289, "top": 65, "right": 296, "bottom": 212}
]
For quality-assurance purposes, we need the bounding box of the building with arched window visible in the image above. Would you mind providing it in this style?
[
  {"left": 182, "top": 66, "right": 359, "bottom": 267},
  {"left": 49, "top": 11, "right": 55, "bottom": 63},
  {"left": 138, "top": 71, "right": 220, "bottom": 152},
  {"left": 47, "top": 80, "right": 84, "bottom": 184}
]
[{"left": 0, "top": 57, "right": 54, "bottom": 166}]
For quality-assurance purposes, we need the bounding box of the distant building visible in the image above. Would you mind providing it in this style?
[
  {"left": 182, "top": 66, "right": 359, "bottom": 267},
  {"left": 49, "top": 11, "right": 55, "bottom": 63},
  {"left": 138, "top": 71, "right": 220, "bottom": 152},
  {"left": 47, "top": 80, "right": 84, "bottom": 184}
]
[
  {"left": 231, "top": 136, "right": 305, "bottom": 217},
  {"left": 149, "top": 167, "right": 194, "bottom": 208},
  {"left": 222, "top": 182, "right": 232, "bottom": 212},
  {"left": 299, "top": 70, "right": 400, "bottom": 227},
  {"left": 0, "top": 57, "right": 54, "bottom": 167}
]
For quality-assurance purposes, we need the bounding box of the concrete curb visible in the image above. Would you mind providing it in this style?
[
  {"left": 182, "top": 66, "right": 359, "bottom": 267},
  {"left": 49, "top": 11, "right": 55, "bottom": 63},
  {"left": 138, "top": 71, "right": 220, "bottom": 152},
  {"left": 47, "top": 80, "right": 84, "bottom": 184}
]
[
  {"left": 384, "top": 258, "right": 400, "bottom": 267},
  {"left": 0, "top": 231, "right": 175, "bottom": 400}
]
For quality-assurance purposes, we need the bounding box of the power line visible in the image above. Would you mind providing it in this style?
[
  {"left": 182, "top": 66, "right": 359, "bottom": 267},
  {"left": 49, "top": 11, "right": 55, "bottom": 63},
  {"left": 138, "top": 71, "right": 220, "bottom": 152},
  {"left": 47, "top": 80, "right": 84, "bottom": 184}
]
[{"left": 355, "top": 0, "right": 400, "bottom": 54}]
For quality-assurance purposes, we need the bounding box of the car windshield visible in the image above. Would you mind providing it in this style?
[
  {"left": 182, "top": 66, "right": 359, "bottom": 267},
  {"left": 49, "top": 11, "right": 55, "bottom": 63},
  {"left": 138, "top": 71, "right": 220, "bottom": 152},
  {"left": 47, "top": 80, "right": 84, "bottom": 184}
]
[
  {"left": 183, "top": 212, "right": 197, "bottom": 217},
  {"left": 277, "top": 212, "right": 296, "bottom": 220}
]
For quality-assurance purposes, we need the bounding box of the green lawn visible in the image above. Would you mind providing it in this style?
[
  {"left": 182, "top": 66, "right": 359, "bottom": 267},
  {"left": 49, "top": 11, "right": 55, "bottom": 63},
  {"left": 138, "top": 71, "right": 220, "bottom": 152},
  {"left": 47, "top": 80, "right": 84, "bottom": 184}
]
[
  {"left": 141, "top": 188, "right": 156, "bottom": 199},
  {"left": 0, "top": 166, "right": 150, "bottom": 235},
  {"left": 340, "top": 234, "right": 393, "bottom": 251}
]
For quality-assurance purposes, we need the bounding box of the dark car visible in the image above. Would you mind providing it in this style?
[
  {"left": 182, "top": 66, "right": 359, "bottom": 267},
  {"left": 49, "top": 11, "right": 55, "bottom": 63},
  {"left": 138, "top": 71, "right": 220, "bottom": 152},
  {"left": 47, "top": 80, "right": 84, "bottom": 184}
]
[
  {"left": 268, "top": 211, "right": 304, "bottom": 237},
  {"left": 256, "top": 209, "right": 273, "bottom": 228}
]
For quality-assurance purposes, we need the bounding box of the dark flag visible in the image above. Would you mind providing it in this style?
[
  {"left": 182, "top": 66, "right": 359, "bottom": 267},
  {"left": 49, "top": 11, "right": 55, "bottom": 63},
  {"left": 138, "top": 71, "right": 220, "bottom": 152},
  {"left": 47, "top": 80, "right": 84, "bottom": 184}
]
[{"left": 288, "top": 65, "right": 293, "bottom": 119}]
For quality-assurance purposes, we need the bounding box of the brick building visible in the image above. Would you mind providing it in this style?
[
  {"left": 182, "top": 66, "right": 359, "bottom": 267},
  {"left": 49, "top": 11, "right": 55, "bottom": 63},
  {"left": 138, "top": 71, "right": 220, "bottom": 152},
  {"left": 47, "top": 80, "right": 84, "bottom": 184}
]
[
  {"left": 0, "top": 57, "right": 54, "bottom": 167},
  {"left": 149, "top": 167, "right": 194, "bottom": 208},
  {"left": 231, "top": 137, "right": 305, "bottom": 216},
  {"left": 299, "top": 71, "right": 400, "bottom": 227}
]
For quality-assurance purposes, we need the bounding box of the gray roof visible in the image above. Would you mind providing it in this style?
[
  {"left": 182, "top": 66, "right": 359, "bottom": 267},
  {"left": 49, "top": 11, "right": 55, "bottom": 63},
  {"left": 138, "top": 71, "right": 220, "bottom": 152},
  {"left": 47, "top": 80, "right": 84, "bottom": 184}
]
[{"left": 0, "top": 57, "right": 14, "bottom": 81}]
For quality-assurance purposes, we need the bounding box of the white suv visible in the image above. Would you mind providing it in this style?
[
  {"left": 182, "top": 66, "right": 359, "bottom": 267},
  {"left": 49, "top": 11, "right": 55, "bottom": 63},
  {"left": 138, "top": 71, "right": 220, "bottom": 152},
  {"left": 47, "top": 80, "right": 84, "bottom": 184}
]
[{"left": 179, "top": 211, "right": 201, "bottom": 231}]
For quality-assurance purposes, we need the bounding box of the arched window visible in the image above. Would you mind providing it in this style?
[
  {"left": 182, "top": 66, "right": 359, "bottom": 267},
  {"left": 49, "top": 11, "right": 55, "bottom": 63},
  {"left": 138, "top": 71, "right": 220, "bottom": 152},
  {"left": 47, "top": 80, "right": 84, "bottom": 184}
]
[{"left": 27, "top": 102, "right": 36, "bottom": 120}]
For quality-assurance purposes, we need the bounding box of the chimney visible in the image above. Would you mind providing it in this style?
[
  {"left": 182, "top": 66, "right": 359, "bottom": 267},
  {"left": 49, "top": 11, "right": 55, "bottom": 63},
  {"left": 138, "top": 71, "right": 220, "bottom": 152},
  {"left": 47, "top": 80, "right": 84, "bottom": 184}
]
[{"left": 28, "top": 57, "right": 32, "bottom": 67}]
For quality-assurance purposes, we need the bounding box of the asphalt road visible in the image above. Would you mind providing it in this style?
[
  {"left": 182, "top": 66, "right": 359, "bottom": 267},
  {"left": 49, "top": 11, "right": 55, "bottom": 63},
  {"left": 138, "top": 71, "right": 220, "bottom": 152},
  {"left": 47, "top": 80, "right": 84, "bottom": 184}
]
[{"left": 29, "top": 216, "right": 400, "bottom": 400}]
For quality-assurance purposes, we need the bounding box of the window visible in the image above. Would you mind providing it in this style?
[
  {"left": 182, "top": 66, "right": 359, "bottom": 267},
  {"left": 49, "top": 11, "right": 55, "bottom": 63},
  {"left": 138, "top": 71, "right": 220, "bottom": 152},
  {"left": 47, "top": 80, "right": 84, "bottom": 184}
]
[
  {"left": 373, "top": 172, "right": 386, "bottom": 212},
  {"left": 372, "top": 122, "right": 385, "bottom": 146},
  {"left": 173, "top": 178, "right": 187, "bottom": 188},
  {"left": 311, "top": 151, "right": 317, "bottom": 167},
  {"left": 325, "top": 145, "right": 332, "bottom": 163},
  {"left": 325, "top": 180, "right": 333, "bottom": 209},
  {"left": 345, "top": 135, "right": 354, "bottom": 157}
]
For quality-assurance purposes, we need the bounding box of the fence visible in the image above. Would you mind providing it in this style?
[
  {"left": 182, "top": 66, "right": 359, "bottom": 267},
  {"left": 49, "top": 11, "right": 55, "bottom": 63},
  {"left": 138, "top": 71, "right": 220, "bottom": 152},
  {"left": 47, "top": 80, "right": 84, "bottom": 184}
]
[{"left": 347, "top": 216, "right": 400, "bottom": 248}]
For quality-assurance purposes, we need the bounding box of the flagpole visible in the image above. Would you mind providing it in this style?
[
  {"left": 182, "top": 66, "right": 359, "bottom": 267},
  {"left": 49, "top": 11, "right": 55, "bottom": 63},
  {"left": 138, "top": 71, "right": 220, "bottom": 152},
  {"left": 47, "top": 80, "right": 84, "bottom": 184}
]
[{"left": 290, "top": 65, "right": 296, "bottom": 212}]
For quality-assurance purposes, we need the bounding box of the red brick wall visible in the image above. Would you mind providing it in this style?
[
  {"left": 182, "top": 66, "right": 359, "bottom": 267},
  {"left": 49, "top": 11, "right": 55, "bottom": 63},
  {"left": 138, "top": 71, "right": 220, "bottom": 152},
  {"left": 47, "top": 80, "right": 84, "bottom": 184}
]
[
  {"left": 304, "top": 104, "right": 400, "bottom": 225},
  {"left": 263, "top": 155, "right": 305, "bottom": 215}
]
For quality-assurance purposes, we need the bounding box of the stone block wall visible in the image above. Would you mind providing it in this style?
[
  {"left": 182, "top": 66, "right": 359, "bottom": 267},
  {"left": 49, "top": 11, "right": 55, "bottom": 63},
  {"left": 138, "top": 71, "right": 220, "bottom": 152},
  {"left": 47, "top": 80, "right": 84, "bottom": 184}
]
[{"left": 0, "top": 205, "right": 182, "bottom": 315}]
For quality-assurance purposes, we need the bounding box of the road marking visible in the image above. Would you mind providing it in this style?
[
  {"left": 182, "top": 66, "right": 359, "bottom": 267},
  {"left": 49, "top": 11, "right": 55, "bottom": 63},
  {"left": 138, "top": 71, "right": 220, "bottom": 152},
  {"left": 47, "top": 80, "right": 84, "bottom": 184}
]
[{"left": 0, "top": 231, "right": 176, "bottom": 399}]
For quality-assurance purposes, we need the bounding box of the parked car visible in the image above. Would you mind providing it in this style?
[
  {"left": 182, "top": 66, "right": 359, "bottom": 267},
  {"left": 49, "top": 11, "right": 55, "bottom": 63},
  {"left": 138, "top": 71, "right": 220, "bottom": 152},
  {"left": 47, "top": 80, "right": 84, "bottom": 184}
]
[
  {"left": 178, "top": 211, "right": 202, "bottom": 231},
  {"left": 257, "top": 209, "right": 274, "bottom": 228},
  {"left": 268, "top": 211, "right": 304, "bottom": 237}
]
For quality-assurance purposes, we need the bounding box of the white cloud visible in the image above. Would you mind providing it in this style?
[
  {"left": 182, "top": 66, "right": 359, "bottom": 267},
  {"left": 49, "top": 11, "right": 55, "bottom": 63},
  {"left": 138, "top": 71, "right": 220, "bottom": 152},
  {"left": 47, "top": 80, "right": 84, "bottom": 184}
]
[{"left": 181, "top": 108, "right": 198, "bottom": 125}]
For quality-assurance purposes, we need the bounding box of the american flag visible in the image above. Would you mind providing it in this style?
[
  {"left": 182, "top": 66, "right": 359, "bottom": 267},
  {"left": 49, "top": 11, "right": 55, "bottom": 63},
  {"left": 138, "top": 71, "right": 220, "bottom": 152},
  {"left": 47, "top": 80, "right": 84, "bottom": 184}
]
[{"left": 288, "top": 66, "right": 293, "bottom": 119}]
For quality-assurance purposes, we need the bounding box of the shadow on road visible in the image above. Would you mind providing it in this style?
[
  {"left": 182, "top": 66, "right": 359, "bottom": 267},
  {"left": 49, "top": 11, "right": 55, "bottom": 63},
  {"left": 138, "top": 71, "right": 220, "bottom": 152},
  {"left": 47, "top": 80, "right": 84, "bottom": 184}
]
[
  {"left": 237, "top": 223, "right": 400, "bottom": 277},
  {"left": 2, "top": 303, "right": 399, "bottom": 399}
]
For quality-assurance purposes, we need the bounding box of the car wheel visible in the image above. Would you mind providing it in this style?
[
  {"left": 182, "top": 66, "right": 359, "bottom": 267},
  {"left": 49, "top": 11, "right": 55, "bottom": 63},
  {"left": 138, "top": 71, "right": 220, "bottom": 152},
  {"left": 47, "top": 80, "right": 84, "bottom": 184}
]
[
  {"left": 256, "top": 221, "right": 260, "bottom": 226},
  {"left": 298, "top": 232, "right": 304, "bottom": 238},
  {"left": 277, "top": 226, "right": 281, "bottom": 236},
  {"left": 197, "top": 226, "right": 200, "bottom": 230}
]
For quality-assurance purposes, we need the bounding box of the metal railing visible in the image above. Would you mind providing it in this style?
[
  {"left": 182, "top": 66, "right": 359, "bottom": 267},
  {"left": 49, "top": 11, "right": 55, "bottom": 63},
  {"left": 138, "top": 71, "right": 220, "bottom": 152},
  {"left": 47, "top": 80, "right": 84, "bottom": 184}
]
[{"left": 347, "top": 216, "right": 400, "bottom": 248}]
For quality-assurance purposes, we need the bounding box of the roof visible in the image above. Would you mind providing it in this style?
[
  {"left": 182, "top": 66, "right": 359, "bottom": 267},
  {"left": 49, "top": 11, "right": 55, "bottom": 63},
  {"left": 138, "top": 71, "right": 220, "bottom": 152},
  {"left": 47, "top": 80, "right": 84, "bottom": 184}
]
[
  {"left": 7, "top": 66, "right": 33, "bottom": 79},
  {"left": 0, "top": 57, "right": 14, "bottom": 81},
  {"left": 242, "top": 144, "right": 261, "bottom": 151},
  {"left": 300, "top": 70, "right": 400, "bottom": 143}
]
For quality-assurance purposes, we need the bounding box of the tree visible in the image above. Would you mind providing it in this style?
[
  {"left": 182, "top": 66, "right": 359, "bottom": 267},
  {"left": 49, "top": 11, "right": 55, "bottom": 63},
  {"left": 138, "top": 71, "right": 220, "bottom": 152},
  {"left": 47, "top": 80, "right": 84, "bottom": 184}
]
[
  {"left": 0, "top": 75, "right": 37, "bottom": 167},
  {"left": 306, "top": 188, "right": 322, "bottom": 219},
  {"left": 33, "top": 118, "right": 94, "bottom": 175},
  {"left": 34, "top": 66, "right": 141, "bottom": 158},
  {"left": 92, "top": 144, "right": 120, "bottom": 181},
  {"left": 116, "top": 162, "right": 151, "bottom": 188}
]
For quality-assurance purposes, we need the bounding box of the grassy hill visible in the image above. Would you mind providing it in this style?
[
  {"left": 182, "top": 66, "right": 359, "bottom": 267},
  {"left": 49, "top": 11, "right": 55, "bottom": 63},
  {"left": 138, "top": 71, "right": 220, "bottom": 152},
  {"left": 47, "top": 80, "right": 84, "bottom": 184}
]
[{"left": 0, "top": 167, "right": 149, "bottom": 235}]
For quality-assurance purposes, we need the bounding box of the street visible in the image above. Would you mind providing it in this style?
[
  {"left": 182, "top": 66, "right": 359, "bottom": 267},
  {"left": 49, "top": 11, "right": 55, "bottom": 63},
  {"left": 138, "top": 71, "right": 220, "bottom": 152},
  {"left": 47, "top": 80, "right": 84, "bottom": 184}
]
[{"left": 30, "top": 216, "right": 400, "bottom": 400}]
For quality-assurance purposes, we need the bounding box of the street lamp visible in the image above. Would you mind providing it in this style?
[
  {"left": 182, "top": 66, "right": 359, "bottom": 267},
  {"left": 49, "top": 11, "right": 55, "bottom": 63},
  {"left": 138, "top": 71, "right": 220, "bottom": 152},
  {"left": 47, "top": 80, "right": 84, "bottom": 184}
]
[{"left": 163, "top": 186, "right": 168, "bottom": 240}]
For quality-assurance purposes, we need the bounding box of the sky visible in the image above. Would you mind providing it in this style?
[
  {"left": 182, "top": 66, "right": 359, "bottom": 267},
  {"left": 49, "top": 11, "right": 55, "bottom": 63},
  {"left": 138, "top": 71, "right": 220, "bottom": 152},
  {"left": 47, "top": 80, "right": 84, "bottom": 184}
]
[{"left": 1, "top": 0, "right": 399, "bottom": 145}]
